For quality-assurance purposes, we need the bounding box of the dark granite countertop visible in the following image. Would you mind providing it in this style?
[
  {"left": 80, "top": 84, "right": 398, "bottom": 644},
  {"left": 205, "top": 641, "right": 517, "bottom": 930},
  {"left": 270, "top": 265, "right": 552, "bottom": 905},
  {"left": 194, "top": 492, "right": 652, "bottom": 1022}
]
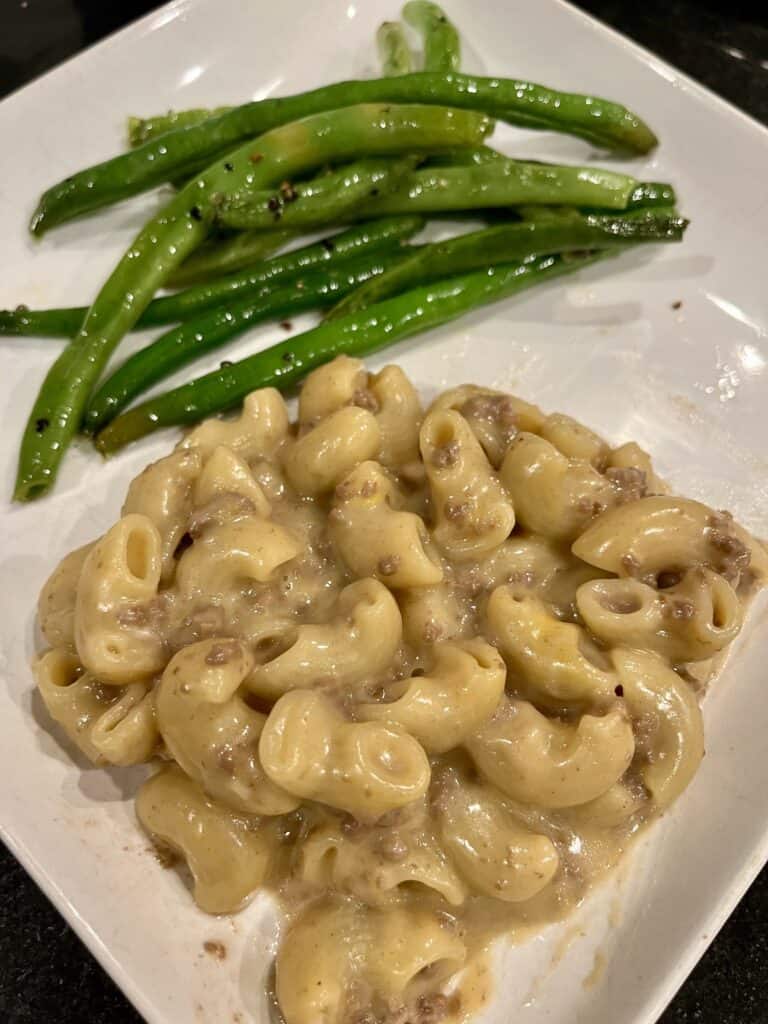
[{"left": 0, "top": 2, "right": 766, "bottom": 1022}]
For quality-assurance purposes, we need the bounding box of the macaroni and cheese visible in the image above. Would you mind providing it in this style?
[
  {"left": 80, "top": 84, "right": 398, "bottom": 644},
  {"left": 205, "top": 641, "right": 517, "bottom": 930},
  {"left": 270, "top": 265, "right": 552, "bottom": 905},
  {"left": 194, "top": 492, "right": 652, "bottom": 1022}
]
[{"left": 33, "top": 356, "right": 766, "bottom": 1024}]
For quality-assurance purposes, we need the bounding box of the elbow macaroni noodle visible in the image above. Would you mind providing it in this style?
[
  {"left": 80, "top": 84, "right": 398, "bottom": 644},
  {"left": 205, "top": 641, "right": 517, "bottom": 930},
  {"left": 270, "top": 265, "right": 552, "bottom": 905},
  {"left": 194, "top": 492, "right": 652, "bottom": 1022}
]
[
  {"left": 501, "top": 431, "right": 617, "bottom": 543},
  {"left": 74, "top": 514, "right": 166, "bottom": 683},
  {"left": 122, "top": 447, "right": 202, "bottom": 583},
  {"left": 246, "top": 577, "right": 403, "bottom": 699},
  {"left": 295, "top": 804, "right": 467, "bottom": 907},
  {"left": 420, "top": 408, "right": 515, "bottom": 560},
  {"left": 330, "top": 460, "right": 443, "bottom": 588},
  {"left": 466, "top": 696, "right": 635, "bottom": 808},
  {"left": 259, "top": 688, "right": 431, "bottom": 821},
  {"left": 357, "top": 639, "right": 505, "bottom": 754},
  {"left": 156, "top": 638, "right": 298, "bottom": 816},
  {"left": 32, "top": 358, "right": 766, "bottom": 1024}
]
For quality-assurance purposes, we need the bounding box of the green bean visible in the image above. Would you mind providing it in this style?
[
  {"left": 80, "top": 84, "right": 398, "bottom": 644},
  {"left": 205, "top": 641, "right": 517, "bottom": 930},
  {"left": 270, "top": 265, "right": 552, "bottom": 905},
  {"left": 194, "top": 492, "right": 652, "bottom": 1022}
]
[
  {"left": 174, "top": 89, "right": 417, "bottom": 287},
  {"left": 167, "top": 159, "right": 232, "bottom": 191},
  {"left": 378, "top": 22, "right": 413, "bottom": 75},
  {"left": 0, "top": 217, "right": 424, "bottom": 339},
  {"left": 220, "top": 159, "right": 645, "bottom": 227},
  {"left": 353, "top": 160, "right": 649, "bottom": 216},
  {"left": 0, "top": 305, "right": 84, "bottom": 339},
  {"left": 95, "top": 250, "right": 609, "bottom": 453},
  {"left": 172, "top": 158, "right": 424, "bottom": 283},
  {"left": 516, "top": 182, "right": 678, "bottom": 217},
  {"left": 326, "top": 211, "right": 686, "bottom": 320},
  {"left": 403, "top": 2, "right": 460, "bottom": 72},
  {"left": 34, "top": 73, "right": 657, "bottom": 234},
  {"left": 15, "top": 104, "right": 489, "bottom": 500},
  {"left": 85, "top": 247, "right": 411, "bottom": 432},
  {"left": 215, "top": 156, "right": 420, "bottom": 232},
  {"left": 514, "top": 185, "right": 678, "bottom": 227},
  {"left": 168, "top": 228, "right": 295, "bottom": 286},
  {"left": 127, "top": 107, "right": 230, "bottom": 147}
]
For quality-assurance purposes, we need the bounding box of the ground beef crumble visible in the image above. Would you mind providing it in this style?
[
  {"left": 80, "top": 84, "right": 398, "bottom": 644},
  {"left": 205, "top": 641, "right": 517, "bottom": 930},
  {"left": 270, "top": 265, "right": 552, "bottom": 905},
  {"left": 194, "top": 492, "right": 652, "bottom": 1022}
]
[
  {"left": 431, "top": 440, "right": 460, "bottom": 468},
  {"left": 705, "top": 514, "right": 751, "bottom": 581},
  {"left": 444, "top": 500, "right": 471, "bottom": 522},
  {"left": 189, "top": 494, "right": 256, "bottom": 537},
  {"left": 659, "top": 596, "right": 695, "bottom": 620},
  {"left": 605, "top": 465, "right": 647, "bottom": 503},
  {"left": 377, "top": 555, "right": 401, "bottom": 577},
  {"left": 462, "top": 394, "right": 518, "bottom": 438},
  {"left": 352, "top": 388, "right": 380, "bottom": 413},
  {"left": 205, "top": 639, "right": 243, "bottom": 665}
]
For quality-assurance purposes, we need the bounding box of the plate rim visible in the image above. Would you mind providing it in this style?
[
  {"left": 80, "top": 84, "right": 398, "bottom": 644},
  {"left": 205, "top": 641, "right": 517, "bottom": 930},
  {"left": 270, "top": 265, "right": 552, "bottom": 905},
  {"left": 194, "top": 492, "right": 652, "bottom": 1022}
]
[
  {"left": 1, "top": 3, "right": 767, "bottom": 1023},
  {"left": 0, "top": 824, "right": 160, "bottom": 1023},
  {"left": 559, "top": 0, "right": 768, "bottom": 145}
]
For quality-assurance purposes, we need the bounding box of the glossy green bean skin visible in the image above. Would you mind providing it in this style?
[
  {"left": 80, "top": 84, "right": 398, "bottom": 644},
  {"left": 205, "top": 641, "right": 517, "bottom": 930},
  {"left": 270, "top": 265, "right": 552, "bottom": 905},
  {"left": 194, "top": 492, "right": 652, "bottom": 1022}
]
[
  {"left": 34, "top": 72, "right": 656, "bottom": 234},
  {"left": 425, "top": 146, "right": 503, "bottom": 167},
  {"left": 18, "top": 180, "right": 209, "bottom": 497},
  {"left": 403, "top": 1, "right": 461, "bottom": 72},
  {"left": 216, "top": 159, "right": 650, "bottom": 232},
  {"left": 0, "top": 305, "right": 85, "bottom": 338},
  {"left": 127, "top": 107, "right": 230, "bottom": 146},
  {"left": 327, "top": 210, "right": 687, "bottom": 319},
  {"left": 85, "top": 247, "right": 411, "bottom": 432},
  {"left": 215, "top": 156, "right": 420, "bottom": 231},
  {"left": 163, "top": 213, "right": 424, "bottom": 306},
  {"left": 627, "top": 181, "right": 677, "bottom": 209},
  {"left": 355, "top": 159, "right": 644, "bottom": 216},
  {"left": 95, "top": 250, "right": 608, "bottom": 453},
  {"left": 0, "top": 217, "right": 424, "bottom": 339},
  {"left": 377, "top": 22, "right": 413, "bottom": 75},
  {"left": 168, "top": 228, "right": 294, "bottom": 286},
  {"left": 16, "top": 104, "right": 488, "bottom": 499}
]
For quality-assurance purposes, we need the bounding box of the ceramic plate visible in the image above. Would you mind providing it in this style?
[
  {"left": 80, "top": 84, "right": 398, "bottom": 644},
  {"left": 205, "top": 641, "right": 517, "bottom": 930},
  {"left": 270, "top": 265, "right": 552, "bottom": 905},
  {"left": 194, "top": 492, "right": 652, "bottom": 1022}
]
[{"left": 1, "top": 1, "right": 767, "bottom": 1021}]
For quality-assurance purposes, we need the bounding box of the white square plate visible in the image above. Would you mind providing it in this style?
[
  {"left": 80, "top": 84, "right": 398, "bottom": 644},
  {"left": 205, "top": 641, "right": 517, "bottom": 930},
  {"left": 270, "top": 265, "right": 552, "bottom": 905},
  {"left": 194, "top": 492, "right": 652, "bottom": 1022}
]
[{"left": 1, "top": 1, "right": 767, "bottom": 1022}]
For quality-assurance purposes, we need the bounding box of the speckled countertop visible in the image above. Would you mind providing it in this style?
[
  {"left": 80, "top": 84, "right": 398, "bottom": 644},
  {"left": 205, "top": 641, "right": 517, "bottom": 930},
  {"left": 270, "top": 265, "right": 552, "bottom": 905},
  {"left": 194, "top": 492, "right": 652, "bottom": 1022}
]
[{"left": 0, "top": 2, "right": 766, "bottom": 1022}]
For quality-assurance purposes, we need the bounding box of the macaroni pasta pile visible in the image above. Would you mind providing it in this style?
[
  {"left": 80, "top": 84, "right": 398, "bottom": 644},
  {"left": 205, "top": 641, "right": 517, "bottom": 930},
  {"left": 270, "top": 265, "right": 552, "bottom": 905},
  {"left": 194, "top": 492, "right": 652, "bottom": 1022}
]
[{"left": 34, "top": 356, "right": 767, "bottom": 1024}]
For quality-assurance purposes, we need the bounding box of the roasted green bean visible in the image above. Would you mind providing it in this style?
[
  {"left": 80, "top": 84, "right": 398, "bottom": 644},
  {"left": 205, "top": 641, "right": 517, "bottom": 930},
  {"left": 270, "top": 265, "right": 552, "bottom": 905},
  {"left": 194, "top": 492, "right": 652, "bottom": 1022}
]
[
  {"left": 34, "top": 72, "right": 656, "bottom": 233},
  {"left": 85, "top": 247, "right": 411, "bottom": 432},
  {"left": 363, "top": 159, "right": 651, "bottom": 213},
  {"left": 0, "top": 217, "right": 424, "bottom": 339},
  {"left": 16, "top": 104, "right": 489, "bottom": 499},
  {"left": 127, "top": 107, "right": 229, "bottom": 146},
  {"left": 224, "top": 159, "right": 650, "bottom": 222},
  {"left": 214, "top": 156, "right": 420, "bottom": 232},
  {"left": 377, "top": 22, "right": 413, "bottom": 75},
  {"left": 403, "top": 1, "right": 461, "bottom": 72},
  {"left": 166, "top": 228, "right": 294, "bottom": 286},
  {"left": 327, "top": 210, "right": 687, "bottom": 319},
  {"left": 94, "top": 250, "right": 610, "bottom": 453}
]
